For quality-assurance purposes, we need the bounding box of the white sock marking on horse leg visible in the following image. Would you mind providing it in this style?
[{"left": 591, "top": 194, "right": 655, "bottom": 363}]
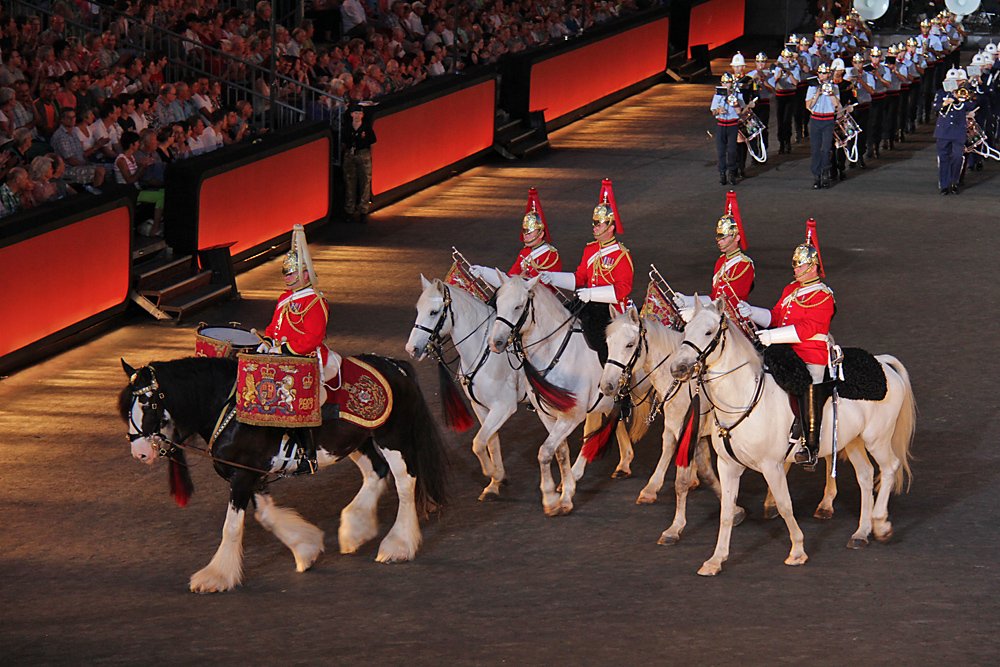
[
  {"left": 339, "top": 450, "right": 386, "bottom": 554},
  {"left": 639, "top": 427, "right": 678, "bottom": 504},
  {"left": 189, "top": 504, "right": 245, "bottom": 593},
  {"left": 699, "top": 457, "right": 743, "bottom": 576},
  {"left": 759, "top": 461, "right": 807, "bottom": 566},
  {"left": 554, "top": 441, "right": 575, "bottom": 513},
  {"left": 613, "top": 420, "right": 633, "bottom": 477},
  {"left": 254, "top": 493, "right": 325, "bottom": 573},
  {"left": 375, "top": 447, "right": 421, "bottom": 563}
]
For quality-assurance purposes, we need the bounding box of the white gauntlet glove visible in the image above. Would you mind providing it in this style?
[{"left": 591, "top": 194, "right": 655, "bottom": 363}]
[
  {"left": 576, "top": 285, "right": 618, "bottom": 304},
  {"left": 756, "top": 325, "right": 801, "bottom": 346},
  {"left": 470, "top": 264, "right": 501, "bottom": 288},
  {"left": 540, "top": 271, "right": 577, "bottom": 291},
  {"left": 738, "top": 301, "right": 772, "bottom": 327}
]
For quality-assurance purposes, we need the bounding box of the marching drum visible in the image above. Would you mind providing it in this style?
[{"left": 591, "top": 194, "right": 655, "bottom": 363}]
[
  {"left": 834, "top": 110, "right": 863, "bottom": 163},
  {"left": 966, "top": 118, "right": 1000, "bottom": 160},
  {"left": 195, "top": 324, "right": 261, "bottom": 359},
  {"left": 738, "top": 110, "right": 767, "bottom": 163}
]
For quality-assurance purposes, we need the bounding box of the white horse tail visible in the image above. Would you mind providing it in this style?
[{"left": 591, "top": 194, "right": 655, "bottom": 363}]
[{"left": 881, "top": 354, "right": 916, "bottom": 493}]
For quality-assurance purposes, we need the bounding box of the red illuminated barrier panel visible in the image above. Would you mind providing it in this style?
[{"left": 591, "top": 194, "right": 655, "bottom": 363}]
[
  {"left": 688, "top": 0, "right": 746, "bottom": 56},
  {"left": 198, "top": 136, "right": 332, "bottom": 257},
  {"left": 529, "top": 17, "right": 670, "bottom": 124},
  {"left": 370, "top": 79, "right": 496, "bottom": 196},
  {"left": 0, "top": 205, "right": 131, "bottom": 359}
]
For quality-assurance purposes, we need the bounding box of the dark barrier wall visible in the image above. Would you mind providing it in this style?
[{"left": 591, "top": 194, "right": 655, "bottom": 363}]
[
  {"left": 166, "top": 123, "right": 332, "bottom": 261},
  {"left": 529, "top": 16, "right": 670, "bottom": 125},
  {"left": 0, "top": 197, "right": 132, "bottom": 370},
  {"left": 370, "top": 77, "right": 496, "bottom": 197},
  {"left": 688, "top": 0, "right": 746, "bottom": 55}
]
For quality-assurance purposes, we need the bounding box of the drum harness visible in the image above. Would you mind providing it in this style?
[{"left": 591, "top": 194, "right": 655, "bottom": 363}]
[{"left": 128, "top": 365, "right": 312, "bottom": 481}]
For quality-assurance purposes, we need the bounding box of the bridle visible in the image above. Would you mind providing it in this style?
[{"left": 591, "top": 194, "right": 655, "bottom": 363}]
[
  {"left": 605, "top": 320, "right": 648, "bottom": 395},
  {"left": 412, "top": 283, "right": 455, "bottom": 352},
  {"left": 127, "top": 365, "right": 179, "bottom": 456}
]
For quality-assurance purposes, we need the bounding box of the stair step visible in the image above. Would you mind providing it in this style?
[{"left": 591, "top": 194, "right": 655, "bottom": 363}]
[
  {"left": 507, "top": 127, "right": 538, "bottom": 144},
  {"left": 132, "top": 237, "right": 167, "bottom": 260},
  {"left": 134, "top": 255, "right": 196, "bottom": 290},
  {"left": 496, "top": 118, "right": 522, "bottom": 134},
  {"left": 519, "top": 139, "right": 550, "bottom": 159},
  {"left": 140, "top": 270, "right": 212, "bottom": 305},
  {"left": 159, "top": 284, "right": 234, "bottom": 318}
]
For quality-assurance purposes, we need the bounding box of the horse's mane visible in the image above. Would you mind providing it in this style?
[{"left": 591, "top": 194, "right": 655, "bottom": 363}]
[
  {"left": 716, "top": 308, "right": 763, "bottom": 374},
  {"left": 119, "top": 357, "right": 237, "bottom": 436},
  {"left": 641, "top": 318, "right": 684, "bottom": 358},
  {"left": 525, "top": 277, "right": 569, "bottom": 321},
  {"left": 447, "top": 280, "right": 493, "bottom": 319}
]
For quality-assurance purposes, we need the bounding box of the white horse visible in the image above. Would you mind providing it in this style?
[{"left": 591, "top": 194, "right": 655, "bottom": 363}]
[
  {"left": 406, "top": 276, "right": 529, "bottom": 501},
  {"left": 600, "top": 308, "right": 746, "bottom": 544},
  {"left": 670, "top": 299, "right": 915, "bottom": 576},
  {"left": 489, "top": 275, "right": 632, "bottom": 516}
]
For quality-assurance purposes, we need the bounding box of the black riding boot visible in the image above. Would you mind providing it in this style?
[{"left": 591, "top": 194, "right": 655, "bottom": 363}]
[
  {"left": 578, "top": 301, "right": 612, "bottom": 366},
  {"left": 794, "top": 382, "right": 834, "bottom": 468}
]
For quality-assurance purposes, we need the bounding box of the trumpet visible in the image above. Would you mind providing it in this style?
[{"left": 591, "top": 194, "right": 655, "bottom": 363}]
[
  {"left": 940, "top": 86, "right": 971, "bottom": 115},
  {"left": 450, "top": 246, "right": 497, "bottom": 300},
  {"left": 647, "top": 264, "right": 686, "bottom": 331}
]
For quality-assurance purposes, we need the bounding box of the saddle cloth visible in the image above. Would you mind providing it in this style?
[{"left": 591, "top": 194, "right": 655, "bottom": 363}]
[
  {"left": 323, "top": 355, "right": 393, "bottom": 429},
  {"left": 763, "top": 344, "right": 887, "bottom": 401}
]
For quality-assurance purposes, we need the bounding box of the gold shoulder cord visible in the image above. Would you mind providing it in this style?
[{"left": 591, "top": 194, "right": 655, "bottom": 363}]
[
  {"left": 791, "top": 286, "right": 833, "bottom": 309},
  {"left": 592, "top": 247, "right": 630, "bottom": 282},
  {"left": 283, "top": 295, "right": 327, "bottom": 335},
  {"left": 530, "top": 250, "right": 560, "bottom": 272},
  {"left": 723, "top": 260, "right": 752, "bottom": 283}
]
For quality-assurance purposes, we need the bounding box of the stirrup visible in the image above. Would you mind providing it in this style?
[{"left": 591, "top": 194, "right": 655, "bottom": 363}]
[{"left": 794, "top": 444, "right": 818, "bottom": 470}]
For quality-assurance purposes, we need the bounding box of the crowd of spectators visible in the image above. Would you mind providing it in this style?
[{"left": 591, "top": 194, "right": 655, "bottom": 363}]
[{"left": 0, "top": 0, "right": 650, "bottom": 220}]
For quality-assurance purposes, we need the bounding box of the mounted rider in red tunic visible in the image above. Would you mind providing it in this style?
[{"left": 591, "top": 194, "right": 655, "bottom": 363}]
[
  {"left": 742, "top": 218, "right": 835, "bottom": 467},
  {"left": 470, "top": 187, "right": 562, "bottom": 287},
  {"left": 258, "top": 225, "right": 342, "bottom": 397},
  {"left": 675, "top": 190, "right": 755, "bottom": 318},
  {"left": 540, "top": 178, "right": 634, "bottom": 364}
]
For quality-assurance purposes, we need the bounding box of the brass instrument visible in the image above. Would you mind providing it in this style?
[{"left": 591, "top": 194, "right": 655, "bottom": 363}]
[
  {"left": 450, "top": 247, "right": 497, "bottom": 301},
  {"left": 965, "top": 116, "right": 1000, "bottom": 160},
  {"left": 940, "top": 86, "right": 971, "bottom": 116}
]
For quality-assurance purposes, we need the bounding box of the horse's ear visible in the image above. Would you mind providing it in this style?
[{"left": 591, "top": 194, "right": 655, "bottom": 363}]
[
  {"left": 628, "top": 307, "right": 641, "bottom": 324},
  {"left": 692, "top": 293, "right": 702, "bottom": 314},
  {"left": 525, "top": 275, "right": 541, "bottom": 291},
  {"left": 497, "top": 269, "right": 509, "bottom": 285},
  {"left": 713, "top": 296, "right": 726, "bottom": 313},
  {"left": 420, "top": 273, "right": 431, "bottom": 289},
  {"left": 432, "top": 277, "right": 444, "bottom": 292},
  {"left": 121, "top": 358, "right": 136, "bottom": 378}
]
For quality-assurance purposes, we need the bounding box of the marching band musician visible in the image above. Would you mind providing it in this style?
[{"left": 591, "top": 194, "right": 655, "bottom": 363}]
[
  {"left": 966, "top": 55, "right": 989, "bottom": 174},
  {"left": 774, "top": 47, "right": 801, "bottom": 154},
  {"left": 847, "top": 53, "right": 875, "bottom": 168},
  {"left": 469, "top": 187, "right": 562, "bottom": 286},
  {"left": 673, "top": 190, "right": 755, "bottom": 318},
  {"left": 884, "top": 44, "right": 904, "bottom": 149},
  {"left": 259, "top": 224, "right": 341, "bottom": 383},
  {"left": 539, "top": 179, "right": 633, "bottom": 365},
  {"left": 867, "top": 46, "right": 891, "bottom": 161},
  {"left": 711, "top": 72, "right": 744, "bottom": 186},
  {"left": 806, "top": 63, "right": 841, "bottom": 189},
  {"left": 903, "top": 38, "right": 925, "bottom": 132},
  {"left": 918, "top": 19, "right": 945, "bottom": 124},
  {"left": 829, "top": 59, "right": 852, "bottom": 182},
  {"left": 935, "top": 68, "right": 973, "bottom": 195},
  {"left": 795, "top": 36, "right": 815, "bottom": 144},
  {"left": 809, "top": 29, "right": 832, "bottom": 65},
  {"left": 747, "top": 52, "right": 775, "bottom": 156},
  {"left": 740, "top": 219, "right": 835, "bottom": 468},
  {"left": 729, "top": 52, "right": 753, "bottom": 178}
]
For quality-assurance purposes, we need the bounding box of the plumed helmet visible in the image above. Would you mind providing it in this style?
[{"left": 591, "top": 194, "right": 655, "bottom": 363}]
[
  {"left": 793, "top": 218, "right": 824, "bottom": 277},
  {"left": 716, "top": 191, "right": 747, "bottom": 250},
  {"left": 730, "top": 51, "right": 745, "bottom": 67},
  {"left": 521, "top": 187, "right": 549, "bottom": 242},
  {"left": 593, "top": 178, "right": 622, "bottom": 234},
  {"left": 282, "top": 224, "right": 318, "bottom": 289}
]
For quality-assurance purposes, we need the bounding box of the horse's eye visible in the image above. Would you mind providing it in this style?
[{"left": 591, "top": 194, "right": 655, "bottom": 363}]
[
  {"left": 137, "top": 395, "right": 148, "bottom": 404},
  {"left": 705, "top": 330, "right": 712, "bottom": 336},
  {"left": 514, "top": 305, "right": 522, "bottom": 311},
  {"left": 626, "top": 343, "right": 635, "bottom": 349},
  {"left": 429, "top": 310, "right": 439, "bottom": 316}
]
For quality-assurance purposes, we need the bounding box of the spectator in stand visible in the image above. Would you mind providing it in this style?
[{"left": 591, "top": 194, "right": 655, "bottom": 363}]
[
  {"left": 39, "top": 14, "right": 66, "bottom": 47},
  {"left": 0, "top": 167, "right": 33, "bottom": 216},
  {"left": 191, "top": 77, "right": 214, "bottom": 117},
  {"left": 174, "top": 82, "right": 197, "bottom": 120},
  {"left": 7, "top": 129, "right": 34, "bottom": 169},
  {"left": 28, "top": 155, "right": 60, "bottom": 204},
  {"left": 55, "top": 72, "right": 80, "bottom": 111},
  {"left": 154, "top": 84, "right": 181, "bottom": 128},
  {"left": 51, "top": 108, "right": 106, "bottom": 194},
  {"left": 406, "top": 2, "right": 427, "bottom": 37},
  {"left": 342, "top": 103, "right": 376, "bottom": 221},
  {"left": 131, "top": 92, "right": 154, "bottom": 132},
  {"left": 0, "top": 51, "right": 27, "bottom": 87},
  {"left": 34, "top": 79, "right": 61, "bottom": 140},
  {"left": 342, "top": 0, "right": 369, "bottom": 39},
  {"left": 254, "top": 1, "right": 273, "bottom": 32},
  {"left": 0, "top": 88, "right": 16, "bottom": 142},
  {"left": 71, "top": 107, "right": 106, "bottom": 161},
  {"left": 170, "top": 122, "right": 192, "bottom": 161},
  {"left": 0, "top": 143, "right": 20, "bottom": 183},
  {"left": 135, "top": 128, "right": 166, "bottom": 186},
  {"left": 186, "top": 115, "right": 211, "bottom": 156},
  {"left": 48, "top": 154, "right": 78, "bottom": 200},
  {"left": 93, "top": 101, "right": 124, "bottom": 160},
  {"left": 424, "top": 19, "right": 445, "bottom": 52},
  {"left": 115, "top": 130, "right": 165, "bottom": 236}
]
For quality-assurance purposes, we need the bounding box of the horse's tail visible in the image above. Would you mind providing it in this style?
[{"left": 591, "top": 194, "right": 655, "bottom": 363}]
[
  {"left": 881, "top": 355, "right": 916, "bottom": 493},
  {"left": 581, "top": 404, "right": 620, "bottom": 462},
  {"left": 168, "top": 449, "right": 194, "bottom": 507},
  {"left": 386, "top": 357, "right": 449, "bottom": 515},
  {"left": 437, "top": 361, "right": 475, "bottom": 433},
  {"left": 523, "top": 359, "right": 577, "bottom": 412},
  {"left": 627, "top": 390, "right": 653, "bottom": 444}
]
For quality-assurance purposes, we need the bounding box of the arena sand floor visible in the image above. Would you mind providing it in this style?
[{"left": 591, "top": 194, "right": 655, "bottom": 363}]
[{"left": 2, "top": 83, "right": 999, "bottom": 665}]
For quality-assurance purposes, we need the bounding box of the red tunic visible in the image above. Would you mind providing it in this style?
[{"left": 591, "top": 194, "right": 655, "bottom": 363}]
[
  {"left": 573, "top": 239, "right": 634, "bottom": 312},
  {"left": 508, "top": 242, "right": 561, "bottom": 277},
  {"left": 264, "top": 287, "right": 330, "bottom": 364},
  {"left": 769, "top": 280, "right": 835, "bottom": 365},
  {"left": 710, "top": 251, "right": 755, "bottom": 311}
]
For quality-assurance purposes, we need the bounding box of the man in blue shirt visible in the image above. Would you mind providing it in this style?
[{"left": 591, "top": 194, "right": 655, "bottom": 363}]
[
  {"left": 806, "top": 63, "right": 840, "bottom": 189},
  {"left": 935, "top": 68, "right": 972, "bottom": 195},
  {"left": 847, "top": 53, "right": 875, "bottom": 169},
  {"left": 711, "top": 72, "right": 744, "bottom": 186},
  {"left": 774, "top": 47, "right": 800, "bottom": 154},
  {"left": 867, "top": 46, "right": 891, "bottom": 161}
]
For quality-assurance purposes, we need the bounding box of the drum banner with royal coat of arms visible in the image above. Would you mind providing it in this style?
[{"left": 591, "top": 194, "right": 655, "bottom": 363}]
[
  {"left": 445, "top": 261, "right": 492, "bottom": 302},
  {"left": 236, "top": 353, "right": 322, "bottom": 427},
  {"left": 640, "top": 281, "right": 685, "bottom": 331},
  {"left": 324, "top": 356, "right": 393, "bottom": 429}
]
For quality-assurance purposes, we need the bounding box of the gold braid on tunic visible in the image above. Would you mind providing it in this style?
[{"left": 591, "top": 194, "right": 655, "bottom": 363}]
[
  {"left": 281, "top": 294, "right": 328, "bottom": 335},
  {"left": 590, "top": 243, "right": 631, "bottom": 283}
]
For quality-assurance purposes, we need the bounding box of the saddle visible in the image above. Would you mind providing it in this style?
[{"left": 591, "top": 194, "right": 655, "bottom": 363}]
[{"left": 763, "top": 344, "right": 888, "bottom": 401}]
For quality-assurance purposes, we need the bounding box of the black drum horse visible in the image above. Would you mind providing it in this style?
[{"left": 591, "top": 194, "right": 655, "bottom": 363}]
[{"left": 119, "top": 355, "right": 448, "bottom": 593}]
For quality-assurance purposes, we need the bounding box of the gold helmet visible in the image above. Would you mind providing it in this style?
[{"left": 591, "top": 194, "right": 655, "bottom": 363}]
[
  {"left": 870, "top": 45, "right": 882, "bottom": 57},
  {"left": 721, "top": 71, "right": 735, "bottom": 84},
  {"left": 593, "top": 178, "right": 622, "bottom": 234},
  {"left": 755, "top": 52, "right": 768, "bottom": 63},
  {"left": 799, "top": 37, "right": 809, "bottom": 46},
  {"left": 716, "top": 190, "right": 747, "bottom": 250},
  {"left": 852, "top": 52, "right": 864, "bottom": 63},
  {"left": 521, "top": 187, "right": 549, "bottom": 242},
  {"left": 822, "top": 20, "right": 833, "bottom": 30},
  {"left": 282, "top": 224, "right": 318, "bottom": 289},
  {"left": 814, "top": 29, "right": 824, "bottom": 39},
  {"left": 792, "top": 218, "right": 825, "bottom": 277},
  {"left": 920, "top": 18, "right": 931, "bottom": 29},
  {"left": 906, "top": 37, "right": 917, "bottom": 47},
  {"left": 780, "top": 48, "right": 794, "bottom": 59},
  {"left": 716, "top": 214, "right": 739, "bottom": 238},
  {"left": 887, "top": 44, "right": 899, "bottom": 56},
  {"left": 817, "top": 63, "right": 831, "bottom": 74}
]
